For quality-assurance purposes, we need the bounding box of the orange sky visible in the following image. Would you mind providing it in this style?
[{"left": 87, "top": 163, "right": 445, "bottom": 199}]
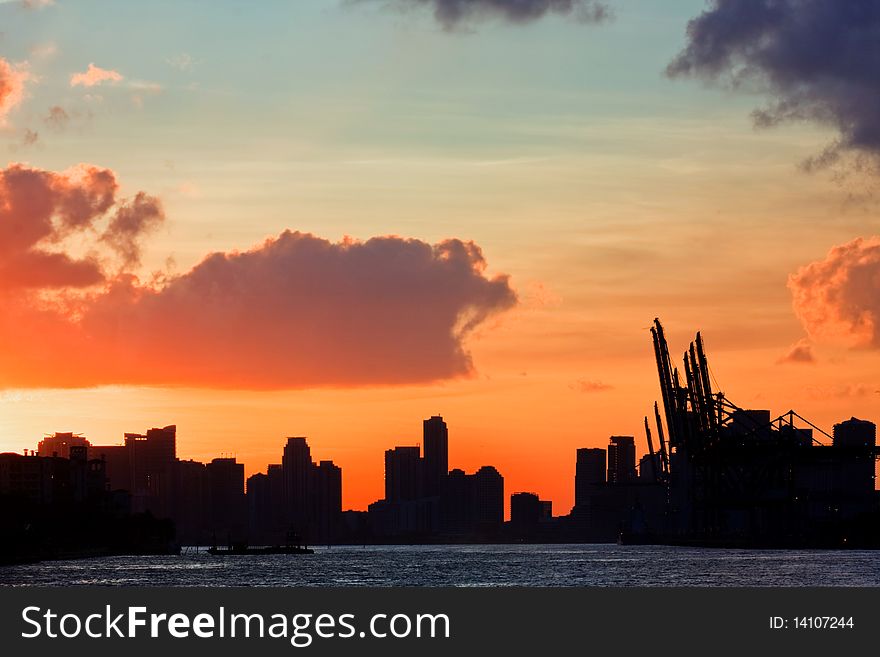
[{"left": 0, "top": 0, "right": 878, "bottom": 515}]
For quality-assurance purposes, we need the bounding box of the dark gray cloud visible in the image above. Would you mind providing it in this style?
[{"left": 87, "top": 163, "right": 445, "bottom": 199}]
[
  {"left": 668, "top": 1, "right": 880, "bottom": 166},
  {"left": 357, "top": 0, "right": 611, "bottom": 29}
]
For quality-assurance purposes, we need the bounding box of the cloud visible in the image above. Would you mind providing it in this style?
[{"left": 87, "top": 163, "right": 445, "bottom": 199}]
[
  {"left": 777, "top": 338, "right": 815, "bottom": 365},
  {"left": 804, "top": 383, "right": 876, "bottom": 400},
  {"left": 0, "top": 163, "right": 163, "bottom": 291},
  {"left": 570, "top": 378, "right": 613, "bottom": 393},
  {"left": 44, "top": 105, "right": 69, "bottom": 130},
  {"left": 21, "top": 0, "right": 56, "bottom": 8},
  {"left": 29, "top": 43, "right": 58, "bottom": 59},
  {"left": 0, "top": 57, "right": 30, "bottom": 123},
  {"left": 0, "top": 164, "right": 516, "bottom": 389},
  {"left": 21, "top": 128, "right": 38, "bottom": 146},
  {"left": 99, "top": 192, "right": 165, "bottom": 268},
  {"left": 70, "top": 63, "right": 123, "bottom": 88},
  {"left": 667, "top": 1, "right": 880, "bottom": 167},
  {"left": 166, "top": 53, "right": 196, "bottom": 72},
  {"left": 788, "top": 236, "right": 880, "bottom": 348},
  {"left": 355, "top": 0, "right": 611, "bottom": 30}
]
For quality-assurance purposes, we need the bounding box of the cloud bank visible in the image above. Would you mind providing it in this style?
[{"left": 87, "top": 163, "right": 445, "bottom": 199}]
[
  {"left": 668, "top": 0, "right": 880, "bottom": 166},
  {"left": 357, "top": 0, "right": 611, "bottom": 30},
  {"left": 788, "top": 236, "right": 880, "bottom": 349},
  {"left": 0, "top": 164, "right": 516, "bottom": 389}
]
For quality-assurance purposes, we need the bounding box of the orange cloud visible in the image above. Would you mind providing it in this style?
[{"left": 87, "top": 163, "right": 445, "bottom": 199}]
[
  {"left": 788, "top": 236, "right": 880, "bottom": 348},
  {"left": 70, "top": 63, "right": 123, "bottom": 88},
  {"left": 0, "top": 58, "right": 30, "bottom": 123},
  {"left": 570, "top": 378, "right": 613, "bottom": 393},
  {"left": 0, "top": 165, "right": 516, "bottom": 390},
  {"left": 0, "top": 162, "right": 162, "bottom": 291},
  {"left": 777, "top": 338, "right": 815, "bottom": 364}
]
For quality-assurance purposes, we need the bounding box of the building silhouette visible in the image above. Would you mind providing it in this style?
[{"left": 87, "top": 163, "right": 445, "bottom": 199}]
[
  {"left": 607, "top": 436, "right": 636, "bottom": 484},
  {"left": 508, "top": 492, "right": 553, "bottom": 527},
  {"left": 246, "top": 437, "right": 342, "bottom": 545},
  {"left": 423, "top": 416, "right": 448, "bottom": 498},
  {"left": 282, "top": 437, "right": 312, "bottom": 536},
  {"left": 0, "top": 448, "right": 175, "bottom": 563},
  {"left": 312, "top": 460, "right": 342, "bottom": 545},
  {"left": 385, "top": 446, "right": 423, "bottom": 503},
  {"left": 37, "top": 432, "right": 89, "bottom": 459},
  {"left": 206, "top": 457, "right": 246, "bottom": 544},
  {"left": 575, "top": 447, "right": 605, "bottom": 507},
  {"left": 174, "top": 459, "right": 208, "bottom": 545},
  {"left": 439, "top": 465, "right": 504, "bottom": 535}
]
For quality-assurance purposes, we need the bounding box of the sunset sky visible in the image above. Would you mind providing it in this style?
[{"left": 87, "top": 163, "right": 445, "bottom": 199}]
[{"left": 1, "top": 0, "right": 878, "bottom": 513}]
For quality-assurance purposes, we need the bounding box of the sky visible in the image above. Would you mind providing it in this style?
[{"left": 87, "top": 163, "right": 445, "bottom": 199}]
[{"left": 0, "top": 0, "right": 878, "bottom": 514}]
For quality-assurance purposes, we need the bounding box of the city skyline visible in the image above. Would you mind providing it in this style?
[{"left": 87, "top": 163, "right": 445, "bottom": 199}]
[{"left": 1, "top": 1, "right": 880, "bottom": 515}]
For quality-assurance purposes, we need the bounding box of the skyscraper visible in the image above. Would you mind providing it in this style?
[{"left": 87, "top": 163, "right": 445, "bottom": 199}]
[
  {"left": 282, "top": 437, "right": 312, "bottom": 534},
  {"left": 312, "top": 460, "right": 342, "bottom": 544},
  {"left": 206, "top": 457, "right": 246, "bottom": 542},
  {"left": 472, "top": 465, "right": 504, "bottom": 526},
  {"left": 125, "top": 425, "right": 177, "bottom": 516},
  {"left": 575, "top": 447, "right": 606, "bottom": 507},
  {"left": 607, "top": 435, "right": 637, "bottom": 484},
  {"left": 423, "top": 415, "right": 448, "bottom": 497},
  {"left": 384, "top": 446, "right": 423, "bottom": 502}
]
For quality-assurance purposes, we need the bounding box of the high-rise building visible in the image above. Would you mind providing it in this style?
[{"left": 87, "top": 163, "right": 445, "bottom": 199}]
[
  {"left": 575, "top": 447, "right": 606, "bottom": 507},
  {"left": 124, "top": 425, "right": 177, "bottom": 516},
  {"left": 384, "top": 446, "right": 423, "bottom": 502},
  {"left": 312, "top": 460, "right": 342, "bottom": 544},
  {"left": 439, "top": 466, "right": 503, "bottom": 535},
  {"left": 247, "top": 472, "right": 271, "bottom": 544},
  {"left": 282, "top": 437, "right": 312, "bottom": 534},
  {"left": 174, "top": 458, "right": 208, "bottom": 545},
  {"left": 423, "top": 415, "right": 448, "bottom": 497},
  {"left": 472, "top": 466, "right": 504, "bottom": 526},
  {"left": 206, "top": 457, "right": 245, "bottom": 543},
  {"left": 607, "top": 436, "right": 636, "bottom": 484}
]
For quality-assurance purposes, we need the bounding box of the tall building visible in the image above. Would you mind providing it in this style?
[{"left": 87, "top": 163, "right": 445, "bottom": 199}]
[
  {"left": 282, "top": 437, "right": 312, "bottom": 534},
  {"left": 575, "top": 447, "right": 606, "bottom": 507},
  {"left": 439, "top": 465, "right": 504, "bottom": 534},
  {"left": 423, "top": 415, "right": 448, "bottom": 497},
  {"left": 472, "top": 466, "right": 504, "bottom": 526},
  {"left": 174, "top": 459, "right": 208, "bottom": 545},
  {"left": 247, "top": 472, "right": 271, "bottom": 544},
  {"left": 607, "top": 436, "right": 636, "bottom": 484},
  {"left": 206, "top": 457, "right": 245, "bottom": 543},
  {"left": 384, "top": 446, "right": 423, "bottom": 502},
  {"left": 312, "top": 460, "right": 342, "bottom": 544},
  {"left": 124, "top": 425, "right": 177, "bottom": 516}
]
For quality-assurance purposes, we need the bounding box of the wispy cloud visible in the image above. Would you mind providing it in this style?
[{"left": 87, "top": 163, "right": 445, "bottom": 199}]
[
  {"left": 570, "top": 378, "right": 613, "bottom": 393},
  {"left": 70, "top": 63, "right": 123, "bottom": 88}
]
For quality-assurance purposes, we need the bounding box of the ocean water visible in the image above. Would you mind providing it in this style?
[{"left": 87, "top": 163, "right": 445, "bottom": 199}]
[{"left": 2, "top": 544, "right": 880, "bottom": 587}]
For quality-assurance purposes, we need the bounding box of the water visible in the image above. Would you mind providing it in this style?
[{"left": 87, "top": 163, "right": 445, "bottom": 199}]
[{"left": 2, "top": 544, "right": 879, "bottom": 587}]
